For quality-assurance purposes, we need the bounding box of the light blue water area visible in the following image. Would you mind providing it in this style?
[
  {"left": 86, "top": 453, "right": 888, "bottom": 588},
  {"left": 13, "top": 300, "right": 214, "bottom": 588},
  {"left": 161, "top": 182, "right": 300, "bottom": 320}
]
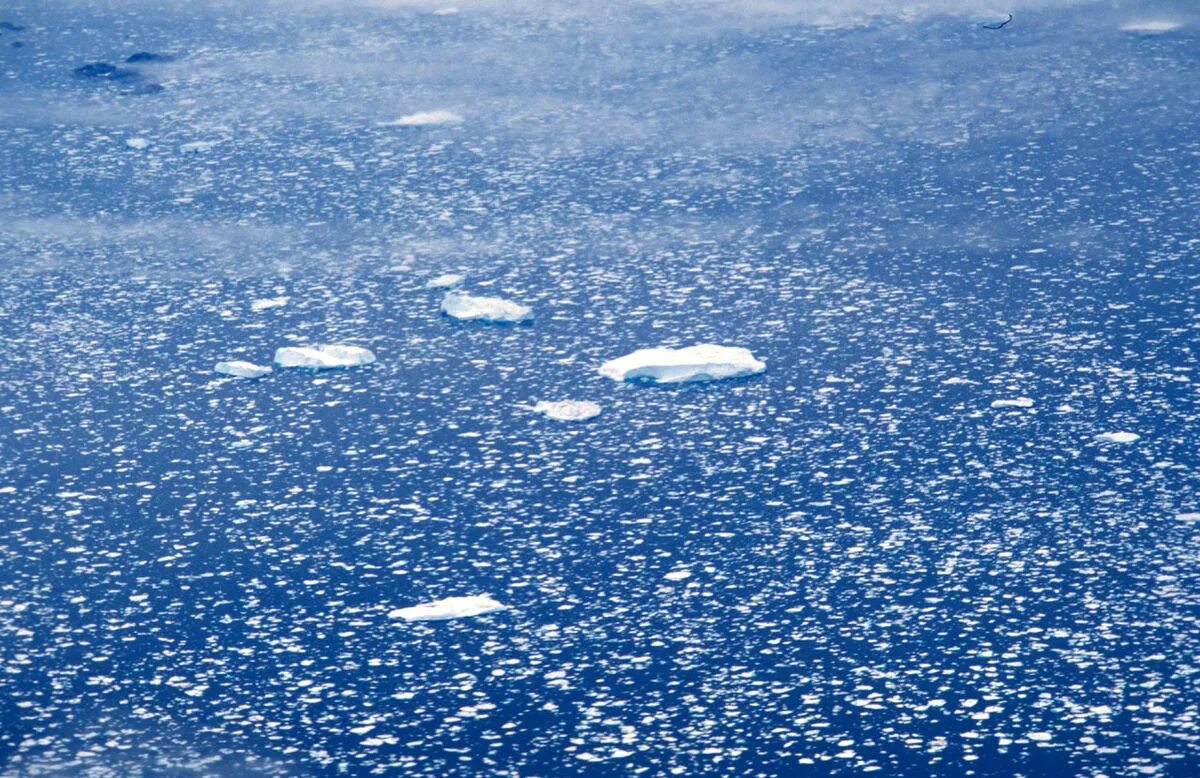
[{"left": 1, "top": 1, "right": 1199, "bottom": 775}]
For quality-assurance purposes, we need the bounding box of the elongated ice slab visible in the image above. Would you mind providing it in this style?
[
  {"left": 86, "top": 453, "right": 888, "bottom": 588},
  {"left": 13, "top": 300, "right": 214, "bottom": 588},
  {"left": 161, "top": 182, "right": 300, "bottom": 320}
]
[
  {"left": 273, "top": 345, "right": 376, "bottom": 369},
  {"left": 388, "top": 595, "right": 506, "bottom": 622},
  {"left": 533, "top": 400, "right": 602, "bottom": 421},
  {"left": 1121, "top": 20, "right": 1181, "bottom": 33},
  {"left": 1095, "top": 431, "right": 1140, "bottom": 444},
  {"left": 598, "top": 344, "right": 765, "bottom": 384},
  {"left": 991, "top": 397, "right": 1034, "bottom": 408},
  {"left": 441, "top": 291, "right": 532, "bottom": 323},
  {"left": 426, "top": 273, "right": 465, "bottom": 289},
  {"left": 380, "top": 110, "right": 462, "bottom": 127},
  {"left": 215, "top": 360, "right": 271, "bottom": 379},
  {"left": 250, "top": 296, "right": 288, "bottom": 312}
]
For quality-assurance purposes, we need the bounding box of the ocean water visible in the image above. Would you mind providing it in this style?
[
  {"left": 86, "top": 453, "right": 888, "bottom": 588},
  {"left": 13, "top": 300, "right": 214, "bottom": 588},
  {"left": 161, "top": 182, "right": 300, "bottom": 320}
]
[{"left": 1, "top": 1, "right": 1199, "bottom": 775}]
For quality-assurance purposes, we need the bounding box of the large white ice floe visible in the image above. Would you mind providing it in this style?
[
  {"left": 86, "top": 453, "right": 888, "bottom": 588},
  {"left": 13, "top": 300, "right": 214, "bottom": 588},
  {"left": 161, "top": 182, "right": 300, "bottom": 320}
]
[
  {"left": 380, "top": 110, "right": 463, "bottom": 127},
  {"left": 215, "top": 360, "right": 272, "bottom": 379},
  {"left": 388, "top": 595, "right": 507, "bottom": 622},
  {"left": 598, "top": 344, "right": 765, "bottom": 384},
  {"left": 1095, "top": 431, "right": 1140, "bottom": 444},
  {"left": 441, "top": 291, "right": 532, "bottom": 323},
  {"left": 532, "top": 400, "right": 602, "bottom": 421},
  {"left": 273, "top": 344, "right": 376, "bottom": 369}
]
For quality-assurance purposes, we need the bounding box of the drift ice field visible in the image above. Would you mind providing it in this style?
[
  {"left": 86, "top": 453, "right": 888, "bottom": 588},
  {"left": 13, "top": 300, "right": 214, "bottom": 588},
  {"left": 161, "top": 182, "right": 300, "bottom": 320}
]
[{"left": 1, "top": 0, "right": 1199, "bottom": 776}]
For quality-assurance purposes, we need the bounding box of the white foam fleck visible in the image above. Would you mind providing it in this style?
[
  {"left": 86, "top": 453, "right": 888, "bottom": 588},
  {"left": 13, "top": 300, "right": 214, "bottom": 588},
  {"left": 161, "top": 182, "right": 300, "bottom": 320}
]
[
  {"left": 598, "top": 344, "right": 765, "bottom": 384},
  {"left": 380, "top": 110, "right": 463, "bottom": 127},
  {"left": 388, "top": 594, "right": 506, "bottom": 622},
  {"left": 532, "top": 400, "right": 602, "bottom": 422},
  {"left": 441, "top": 291, "right": 532, "bottom": 323},
  {"left": 273, "top": 345, "right": 376, "bottom": 369},
  {"left": 1095, "top": 431, "right": 1140, "bottom": 444},
  {"left": 215, "top": 360, "right": 272, "bottom": 379}
]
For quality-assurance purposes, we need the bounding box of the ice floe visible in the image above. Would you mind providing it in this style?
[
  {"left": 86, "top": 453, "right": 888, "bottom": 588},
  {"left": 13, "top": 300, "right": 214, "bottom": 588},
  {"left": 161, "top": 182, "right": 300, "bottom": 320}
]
[
  {"left": 1121, "top": 20, "right": 1182, "bottom": 34},
  {"left": 214, "top": 360, "right": 271, "bottom": 379},
  {"left": 388, "top": 595, "right": 506, "bottom": 622},
  {"left": 441, "top": 291, "right": 532, "bottom": 323},
  {"left": 1095, "top": 431, "right": 1140, "bottom": 444},
  {"left": 250, "top": 296, "right": 288, "bottom": 312},
  {"left": 991, "top": 397, "right": 1034, "bottom": 409},
  {"left": 273, "top": 345, "right": 376, "bottom": 369},
  {"left": 598, "top": 344, "right": 765, "bottom": 384},
  {"left": 380, "top": 110, "right": 463, "bottom": 127},
  {"left": 426, "top": 273, "right": 465, "bottom": 289},
  {"left": 125, "top": 137, "right": 150, "bottom": 150},
  {"left": 532, "top": 400, "right": 602, "bottom": 422}
]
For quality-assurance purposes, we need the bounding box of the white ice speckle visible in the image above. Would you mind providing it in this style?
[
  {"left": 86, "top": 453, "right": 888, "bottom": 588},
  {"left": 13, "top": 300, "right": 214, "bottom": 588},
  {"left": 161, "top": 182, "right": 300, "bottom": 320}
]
[
  {"left": 250, "top": 296, "right": 289, "bottom": 312},
  {"left": 380, "top": 110, "right": 463, "bottom": 127},
  {"left": 664, "top": 570, "right": 691, "bottom": 581},
  {"left": 215, "top": 360, "right": 272, "bottom": 379},
  {"left": 990, "top": 397, "right": 1034, "bottom": 409},
  {"left": 598, "top": 344, "right": 765, "bottom": 384},
  {"left": 426, "top": 273, "right": 465, "bottom": 289},
  {"left": 125, "top": 137, "right": 150, "bottom": 150},
  {"left": 388, "top": 594, "right": 506, "bottom": 622},
  {"left": 441, "top": 291, "right": 532, "bottom": 323},
  {"left": 532, "top": 400, "right": 602, "bottom": 422},
  {"left": 273, "top": 345, "right": 376, "bottom": 369},
  {"left": 1175, "top": 512, "right": 1200, "bottom": 522},
  {"left": 1027, "top": 731, "right": 1053, "bottom": 742},
  {"left": 1095, "top": 431, "right": 1140, "bottom": 444}
]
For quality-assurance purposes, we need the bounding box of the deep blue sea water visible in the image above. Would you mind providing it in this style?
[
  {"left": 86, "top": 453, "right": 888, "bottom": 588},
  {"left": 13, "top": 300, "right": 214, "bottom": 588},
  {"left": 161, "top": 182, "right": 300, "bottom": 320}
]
[{"left": 1, "top": 1, "right": 1199, "bottom": 775}]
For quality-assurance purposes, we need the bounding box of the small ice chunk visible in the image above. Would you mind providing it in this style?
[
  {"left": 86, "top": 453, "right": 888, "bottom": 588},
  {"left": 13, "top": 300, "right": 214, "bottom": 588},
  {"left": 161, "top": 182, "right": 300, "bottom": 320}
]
[
  {"left": 388, "top": 594, "right": 506, "bottom": 622},
  {"left": 664, "top": 570, "right": 691, "bottom": 581},
  {"left": 1027, "top": 732, "right": 1053, "bottom": 742},
  {"left": 1121, "top": 20, "right": 1182, "bottom": 34},
  {"left": 273, "top": 344, "right": 376, "bottom": 369},
  {"left": 441, "top": 291, "right": 532, "bottom": 323},
  {"left": 380, "top": 110, "right": 463, "bottom": 127},
  {"left": 426, "top": 273, "right": 465, "bottom": 289},
  {"left": 250, "top": 296, "right": 289, "bottom": 312},
  {"left": 990, "top": 397, "right": 1034, "bottom": 408},
  {"left": 215, "top": 360, "right": 271, "bottom": 379},
  {"left": 1175, "top": 512, "right": 1200, "bottom": 522},
  {"left": 1095, "top": 431, "right": 1140, "bottom": 444},
  {"left": 533, "top": 400, "right": 601, "bottom": 422},
  {"left": 125, "top": 137, "right": 150, "bottom": 150},
  {"left": 598, "top": 344, "right": 765, "bottom": 384},
  {"left": 179, "top": 140, "right": 219, "bottom": 154}
]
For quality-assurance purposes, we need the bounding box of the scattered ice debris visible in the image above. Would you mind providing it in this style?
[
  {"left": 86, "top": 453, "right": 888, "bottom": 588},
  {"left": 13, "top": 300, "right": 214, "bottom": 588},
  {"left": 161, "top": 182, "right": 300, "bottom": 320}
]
[
  {"left": 1095, "top": 431, "right": 1140, "bottom": 444},
  {"left": 273, "top": 345, "right": 376, "bottom": 369},
  {"left": 1175, "top": 512, "right": 1200, "bottom": 522},
  {"left": 179, "top": 140, "right": 219, "bottom": 154},
  {"left": 380, "top": 110, "right": 463, "bottom": 127},
  {"left": 532, "top": 400, "right": 602, "bottom": 422},
  {"left": 598, "top": 344, "right": 766, "bottom": 385},
  {"left": 125, "top": 137, "right": 150, "bottom": 150},
  {"left": 441, "top": 291, "right": 532, "bottom": 323},
  {"left": 388, "top": 595, "right": 506, "bottom": 622},
  {"left": 1121, "top": 20, "right": 1182, "bottom": 34},
  {"left": 990, "top": 397, "right": 1034, "bottom": 409},
  {"left": 664, "top": 570, "right": 691, "bottom": 581},
  {"left": 250, "top": 296, "right": 289, "bottom": 312},
  {"left": 214, "top": 360, "right": 272, "bottom": 379},
  {"left": 426, "top": 273, "right": 465, "bottom": 289}
]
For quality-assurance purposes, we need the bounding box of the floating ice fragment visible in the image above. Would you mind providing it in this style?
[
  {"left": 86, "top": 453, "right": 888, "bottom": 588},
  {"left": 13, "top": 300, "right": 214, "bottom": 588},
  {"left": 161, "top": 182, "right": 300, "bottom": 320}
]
[
  {"left": 532, "top": 400, "right": 601, "bottom": 422},
  {"left": 664, "top": 570, "right": 691, "bottom": 581},
  {"left": 1175, "top": 512, "right": 1200, "bottom": 522},
  {"left": 180, "top": 140, "right": 219, "bottom": 154},
  {"left": 990, "top": 397, "right": 1034, "bottom": 408},
  {"left": 1095, "top": 431, "right": 1140, "bottom": 444},
  {"left": 215, "top": 360, "right": 272, "bottom": 379},
  {"left": 1027, "top": 732, "right": 1053, "bottom": 742},
  {"left": 388, "top": 595, "right": 506, "bottom": 622},
  {"left": 441, "top": 291, "right": 532, "bottom": 323},
  {"left": 598, "top": 344, "right": 765, "bottom": 384},
  {"left": 380, "top": 110, "right": 463, "bottom": 127},
  {"left": 125, "top": 137, "right": 150, "bottom": 150},
  {"left": 250, "top": 296, "right": 289, "bottom": 312},
  {"left": 273, "top": 345, "right": 376, "bottom": 369},
  {"left": 1121, "top": 20, "right": 1182, "bottom": 34},
  {"left": 426, "top": 273, "right": 465, "bottom": 289}
]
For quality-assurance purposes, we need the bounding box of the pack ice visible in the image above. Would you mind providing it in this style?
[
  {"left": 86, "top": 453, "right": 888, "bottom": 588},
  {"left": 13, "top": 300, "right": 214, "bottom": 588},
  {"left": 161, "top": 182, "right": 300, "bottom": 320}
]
[
  {"left": 533, "top": 400, "right": 602, "bottom": 421},
  {"left": 598, "top": 344, "right": 765, "bottom": 384},
  {"left": 441, "top": 291, "right": 532, "bottom": 323},
  {"left": 388, "top": 595, "right": 507, "bottom": 622},
  {"left": 273, "top": 345, "right": 376, "bottom": 369},
  {"left": 215, "top": 360, "right": 272, "bottom": 379}
]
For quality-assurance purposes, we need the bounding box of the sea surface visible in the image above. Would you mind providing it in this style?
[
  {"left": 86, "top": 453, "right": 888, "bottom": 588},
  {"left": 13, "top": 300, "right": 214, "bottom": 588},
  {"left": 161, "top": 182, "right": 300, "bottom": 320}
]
[{"left": 1, "top": 1, "right": 1199, "bottom": 775}]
